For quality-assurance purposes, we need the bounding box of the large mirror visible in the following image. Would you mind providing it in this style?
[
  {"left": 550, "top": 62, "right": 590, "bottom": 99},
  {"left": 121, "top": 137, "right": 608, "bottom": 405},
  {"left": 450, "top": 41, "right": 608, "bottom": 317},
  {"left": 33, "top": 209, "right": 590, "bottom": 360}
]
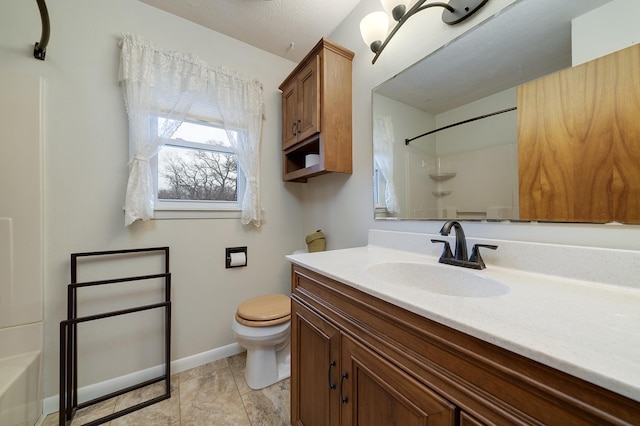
[{"left": 372, "top": 0, "right": 617, "bottom": 222}]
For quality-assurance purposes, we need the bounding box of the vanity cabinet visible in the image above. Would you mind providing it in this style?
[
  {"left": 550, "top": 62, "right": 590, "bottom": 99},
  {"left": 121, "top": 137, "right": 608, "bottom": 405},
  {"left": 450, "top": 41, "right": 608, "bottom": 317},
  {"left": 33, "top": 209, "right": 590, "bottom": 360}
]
[
  {"left": 517, "top": 43, "right": 640, "bottom": 223},
  {"left": 339, "top": 333, "right": 456, "bottom": 425},
  {"left": 292, "top": 299, "right": 455, "bottom": 426},
  {"left": 292, "top": 299, "right": 340, "bottom": 425},
  {"left": 291, "top": 264, "right": 640, "bottom": 425},
  {"left": 279, "top": 39, "right": 354, "bottom": 182}
]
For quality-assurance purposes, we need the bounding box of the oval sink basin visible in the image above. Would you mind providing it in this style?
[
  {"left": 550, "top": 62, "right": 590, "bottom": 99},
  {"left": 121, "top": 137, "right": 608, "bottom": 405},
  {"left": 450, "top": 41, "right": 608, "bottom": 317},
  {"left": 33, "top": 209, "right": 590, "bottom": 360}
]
[{"left": 366, "top": 261, "right": 509, "bottom": 297}]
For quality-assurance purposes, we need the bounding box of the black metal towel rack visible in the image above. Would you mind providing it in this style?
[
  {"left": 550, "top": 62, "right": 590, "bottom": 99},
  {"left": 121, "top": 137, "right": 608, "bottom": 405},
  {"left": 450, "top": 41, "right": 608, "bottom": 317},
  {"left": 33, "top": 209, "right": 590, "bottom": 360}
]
[{"left": 59, "top": 247, "right": 172, "bottom": 426}]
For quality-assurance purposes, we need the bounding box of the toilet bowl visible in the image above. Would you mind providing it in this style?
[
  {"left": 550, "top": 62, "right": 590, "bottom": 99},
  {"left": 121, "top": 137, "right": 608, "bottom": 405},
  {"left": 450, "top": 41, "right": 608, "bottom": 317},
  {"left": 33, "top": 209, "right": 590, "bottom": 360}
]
[{"left": 232, "top": 294, "right": 291, "bottom": 390}]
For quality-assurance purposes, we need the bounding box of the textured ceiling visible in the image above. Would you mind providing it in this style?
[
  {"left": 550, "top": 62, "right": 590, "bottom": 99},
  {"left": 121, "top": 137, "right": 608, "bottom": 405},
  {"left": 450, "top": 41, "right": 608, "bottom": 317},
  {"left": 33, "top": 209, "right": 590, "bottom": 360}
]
[
  {"left": 139, "top": 0, "right": 614, "bottom": 113},
  {"left": 137, "top": 0, "right": 362, "bottom": 63}
]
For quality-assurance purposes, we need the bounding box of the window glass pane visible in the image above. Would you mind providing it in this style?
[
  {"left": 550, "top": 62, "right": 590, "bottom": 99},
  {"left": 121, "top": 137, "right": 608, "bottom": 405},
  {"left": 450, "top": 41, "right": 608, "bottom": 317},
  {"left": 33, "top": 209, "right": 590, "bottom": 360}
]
[
  {"left": 158, "top": 145, "right": 238, "bottom": 202},
  {"left": 159, "top": 118, "right": 232, "bottom": 147}
]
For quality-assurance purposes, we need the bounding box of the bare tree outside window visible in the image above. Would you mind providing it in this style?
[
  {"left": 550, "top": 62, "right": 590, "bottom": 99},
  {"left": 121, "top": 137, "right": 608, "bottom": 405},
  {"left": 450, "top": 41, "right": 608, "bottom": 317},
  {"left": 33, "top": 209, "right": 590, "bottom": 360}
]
[{"left": 158, "top": 145, "right": 238, "bottom": 201}]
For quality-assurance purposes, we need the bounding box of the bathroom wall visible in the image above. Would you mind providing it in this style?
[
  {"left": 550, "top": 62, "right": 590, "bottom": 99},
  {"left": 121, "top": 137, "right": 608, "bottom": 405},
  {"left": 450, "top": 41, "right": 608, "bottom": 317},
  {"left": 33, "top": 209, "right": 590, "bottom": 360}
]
[
  {"left": 0, "top": 0, "right": 304, "bottom": 406},
  {"left": 572, "top": 0, "right": 640, "bottom": 65},
  {"left": 305, "top": 0, "right": 640, "bottom": 251}
]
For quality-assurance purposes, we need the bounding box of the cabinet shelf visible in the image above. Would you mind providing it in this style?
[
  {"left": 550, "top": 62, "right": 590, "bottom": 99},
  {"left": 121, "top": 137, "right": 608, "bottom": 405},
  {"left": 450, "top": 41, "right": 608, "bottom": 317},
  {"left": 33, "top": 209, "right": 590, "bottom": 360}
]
[
  {"left": 429, "top": 172, "right": 456, "bottom": 181},
  {"left": 283, "top": 137, "right": 322, "bottom": 182},
  {"left": 283, "top": 164, "right": 323, "bottom": 183}
]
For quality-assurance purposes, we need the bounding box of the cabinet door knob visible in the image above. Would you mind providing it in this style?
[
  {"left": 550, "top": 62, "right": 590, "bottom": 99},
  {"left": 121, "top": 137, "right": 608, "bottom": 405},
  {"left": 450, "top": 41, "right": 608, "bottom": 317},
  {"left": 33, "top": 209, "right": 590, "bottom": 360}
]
[
  {"left": 291, "top": 122, "right": 297, "bottom": 136},
  {"left": 297, "top": 119, "right": 301, "bottom": 133},
  {"left": 328, "top": 360, "right": 336, "bottom": 390},
  {"left": 340, "top": 371, "right": 349, "bottom": 403}
]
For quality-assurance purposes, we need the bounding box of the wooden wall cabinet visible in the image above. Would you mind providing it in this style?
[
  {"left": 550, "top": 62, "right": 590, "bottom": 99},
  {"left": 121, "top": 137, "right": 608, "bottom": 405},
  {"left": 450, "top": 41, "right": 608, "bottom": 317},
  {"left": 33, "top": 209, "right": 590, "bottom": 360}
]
[
  {"left": 517, "top": 43, "right": 640, "bottom": 223},
  {"left": 291, "top": 264, "right": 640, "bottom": 425},
  {"left": 279, "top": 39, "right": 354, "bottom": 182},
  {"left": 281, "top": 57, "right": 320, "bottom": 150}
]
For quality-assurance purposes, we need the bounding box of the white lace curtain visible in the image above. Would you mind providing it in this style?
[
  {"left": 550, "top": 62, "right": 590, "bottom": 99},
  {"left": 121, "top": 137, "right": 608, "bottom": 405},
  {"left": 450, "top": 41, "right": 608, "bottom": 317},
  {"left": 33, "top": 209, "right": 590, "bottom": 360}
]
[
  {"left": 373, "top": 115, "right": 400, "bottom": 215},
  {"left": 118, "top": 34, "right": 264, "bottom": 226}
]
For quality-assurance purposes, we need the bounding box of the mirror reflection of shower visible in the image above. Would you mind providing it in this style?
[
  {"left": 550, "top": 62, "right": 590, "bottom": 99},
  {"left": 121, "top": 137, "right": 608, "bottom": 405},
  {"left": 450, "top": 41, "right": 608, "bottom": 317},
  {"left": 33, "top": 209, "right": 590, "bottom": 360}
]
[{"left": 373, "top": 89, "right": 519, "bottom": 220}]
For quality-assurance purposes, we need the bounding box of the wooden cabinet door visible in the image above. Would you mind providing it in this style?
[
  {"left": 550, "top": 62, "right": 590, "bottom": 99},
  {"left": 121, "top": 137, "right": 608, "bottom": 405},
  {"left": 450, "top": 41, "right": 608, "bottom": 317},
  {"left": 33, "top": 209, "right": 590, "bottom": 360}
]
[
  {"left": 460, "top": 412, "right": 485, "bottom": 426},
  {"left": 291, "top": 299, "right": 341, "bottom": 426},
  {"left": 297, "top": 55, "right": 321, "bottom": 142},
  {"left": 339, "top": 335, "right": 456, "bottom": 426},
  {"left": 281, "top": 79, "right": 298, "bottom": 150},
  {"left": 518, "top": 43, "right": 640, "bottom": 223}
]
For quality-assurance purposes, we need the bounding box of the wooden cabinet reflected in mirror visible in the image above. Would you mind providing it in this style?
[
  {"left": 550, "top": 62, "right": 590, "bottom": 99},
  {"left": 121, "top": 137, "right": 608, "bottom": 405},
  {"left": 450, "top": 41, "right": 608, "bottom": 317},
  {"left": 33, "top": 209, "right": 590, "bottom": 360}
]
[{"left": 518, "top": 43, "right": 640, "bottom": 223}]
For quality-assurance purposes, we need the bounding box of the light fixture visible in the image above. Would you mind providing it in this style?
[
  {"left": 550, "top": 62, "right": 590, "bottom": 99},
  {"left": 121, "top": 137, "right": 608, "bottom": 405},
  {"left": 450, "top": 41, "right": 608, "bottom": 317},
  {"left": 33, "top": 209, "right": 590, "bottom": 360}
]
[
  {"left": 360, "top": 0, "right": 489, "bottom": 64},
  {"left": 360, "top": 11, "right": 390, "bottom": 55}
]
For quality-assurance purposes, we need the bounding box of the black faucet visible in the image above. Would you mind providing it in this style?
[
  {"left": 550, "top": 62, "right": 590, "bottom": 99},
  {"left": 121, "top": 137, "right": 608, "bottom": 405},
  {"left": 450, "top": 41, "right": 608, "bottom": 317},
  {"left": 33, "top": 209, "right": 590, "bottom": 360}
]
[
  {"left": 439, "top": 220, "right": 468, "bottom": 261},
  {"left": 431, "top": 220, "right": 498, "bottom": 270}
]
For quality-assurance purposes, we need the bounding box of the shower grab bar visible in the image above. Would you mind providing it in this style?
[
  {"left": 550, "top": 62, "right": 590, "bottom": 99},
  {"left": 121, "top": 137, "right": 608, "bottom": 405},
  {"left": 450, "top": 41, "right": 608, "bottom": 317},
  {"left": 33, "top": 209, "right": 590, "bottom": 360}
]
[{"left": 34, "top": 0, "right": 50, "bottom": 60}]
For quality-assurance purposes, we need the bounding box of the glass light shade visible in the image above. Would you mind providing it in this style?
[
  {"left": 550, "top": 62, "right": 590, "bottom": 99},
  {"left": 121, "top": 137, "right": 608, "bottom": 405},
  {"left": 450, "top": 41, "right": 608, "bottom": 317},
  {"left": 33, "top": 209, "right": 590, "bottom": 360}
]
[
  {"left": 380, "top": 0, "right": 410, "bottom": 17},
  {"left": 360, "top": 11, "right": 390, "bottom": 48}
]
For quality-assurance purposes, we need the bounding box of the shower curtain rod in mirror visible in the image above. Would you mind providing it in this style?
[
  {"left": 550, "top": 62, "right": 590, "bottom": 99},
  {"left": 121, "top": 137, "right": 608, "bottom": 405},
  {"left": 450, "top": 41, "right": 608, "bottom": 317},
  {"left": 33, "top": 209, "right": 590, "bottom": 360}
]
[
  {"left": 34, "top": 0, "right": 50, "bottom": 60},
  {"left": 405, "top": 106, "right": 516, "bottom": 145}
]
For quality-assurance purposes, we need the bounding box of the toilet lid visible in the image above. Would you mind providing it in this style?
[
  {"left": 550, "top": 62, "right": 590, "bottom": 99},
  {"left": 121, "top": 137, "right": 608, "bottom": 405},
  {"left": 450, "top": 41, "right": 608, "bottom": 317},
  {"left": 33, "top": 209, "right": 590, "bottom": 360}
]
[{"left": 236, "top": 294, "right": 291, "bottom": 327}]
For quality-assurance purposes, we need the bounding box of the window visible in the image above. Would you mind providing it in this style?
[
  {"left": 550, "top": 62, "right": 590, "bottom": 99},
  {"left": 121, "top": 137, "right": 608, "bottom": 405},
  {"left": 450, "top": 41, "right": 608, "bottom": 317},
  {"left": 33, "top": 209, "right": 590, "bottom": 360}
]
[
  {"left": 374, "top": 168, "right": 392, "bottom": 213},
  {"left": 120, "top": 34, "right": 264, "bottom": 226},
  {"left": 152, "top": 117, "right": 244, "bottom": 219}
]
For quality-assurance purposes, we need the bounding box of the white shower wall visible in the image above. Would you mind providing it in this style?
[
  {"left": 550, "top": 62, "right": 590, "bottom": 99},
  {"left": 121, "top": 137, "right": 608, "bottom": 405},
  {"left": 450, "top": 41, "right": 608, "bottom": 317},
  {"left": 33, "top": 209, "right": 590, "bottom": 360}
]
[
  {"left": 434, "top": 88, "right": 518, "bottom": 219},
  {"left": 0, "top": 68, "right": 44, "bottom": 423},
  {"left": 435, "top": 143, "right": 518, "bottom": 219},
  {"left": 0, "top": 68, "right": 44, "bottom": 341}
]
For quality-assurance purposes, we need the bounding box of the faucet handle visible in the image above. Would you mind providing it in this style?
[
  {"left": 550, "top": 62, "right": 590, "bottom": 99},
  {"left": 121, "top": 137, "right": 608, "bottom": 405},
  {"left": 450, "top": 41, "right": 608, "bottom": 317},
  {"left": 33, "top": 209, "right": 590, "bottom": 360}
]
[
  {"left": 469, "top": 244, "right": 498, "bottom": 269},
  {"left": 431, "top": 239, "right": 454, "bottom": 259}
]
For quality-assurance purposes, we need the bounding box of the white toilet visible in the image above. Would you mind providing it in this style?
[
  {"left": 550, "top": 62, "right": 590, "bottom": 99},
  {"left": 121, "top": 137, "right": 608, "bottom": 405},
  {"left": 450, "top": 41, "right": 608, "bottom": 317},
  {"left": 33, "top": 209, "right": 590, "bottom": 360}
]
[{"left": 232, "top": 294, "right": 291, "bottom": 390}]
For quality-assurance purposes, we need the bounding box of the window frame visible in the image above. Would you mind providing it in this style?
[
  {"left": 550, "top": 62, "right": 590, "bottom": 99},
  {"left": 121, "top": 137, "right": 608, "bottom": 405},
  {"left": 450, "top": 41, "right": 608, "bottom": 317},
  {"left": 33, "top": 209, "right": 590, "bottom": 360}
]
[{"left": 150, "top": 116, "right": 245, "bottom": 220}]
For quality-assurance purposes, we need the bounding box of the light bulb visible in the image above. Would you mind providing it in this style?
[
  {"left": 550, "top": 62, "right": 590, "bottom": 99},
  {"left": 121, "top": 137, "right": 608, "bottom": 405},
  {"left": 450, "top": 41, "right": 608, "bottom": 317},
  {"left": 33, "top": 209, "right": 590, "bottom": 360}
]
[{"left": 360, "top": 11, "right": 390, "bottom": 53}]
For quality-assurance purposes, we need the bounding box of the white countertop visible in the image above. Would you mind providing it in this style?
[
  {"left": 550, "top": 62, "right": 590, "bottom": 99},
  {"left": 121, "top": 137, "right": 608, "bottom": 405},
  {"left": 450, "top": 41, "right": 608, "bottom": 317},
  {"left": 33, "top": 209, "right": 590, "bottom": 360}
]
[{"left": 287, "top": 244, "right": 640, "bottom": 402}]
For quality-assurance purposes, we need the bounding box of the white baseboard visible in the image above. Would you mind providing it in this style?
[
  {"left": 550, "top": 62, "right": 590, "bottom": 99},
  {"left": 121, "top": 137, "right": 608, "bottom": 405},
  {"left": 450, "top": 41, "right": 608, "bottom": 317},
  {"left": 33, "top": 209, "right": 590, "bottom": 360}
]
[{"left": 41, "top": 343, "right": 244, "bottom": 417}]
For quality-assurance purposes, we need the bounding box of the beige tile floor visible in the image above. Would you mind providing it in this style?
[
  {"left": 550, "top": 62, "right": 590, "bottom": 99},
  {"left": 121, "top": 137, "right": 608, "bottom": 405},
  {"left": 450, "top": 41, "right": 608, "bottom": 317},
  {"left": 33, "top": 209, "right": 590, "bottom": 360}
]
[{"left": 42, "top": 353, "right": 290, "bottom": 426}]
